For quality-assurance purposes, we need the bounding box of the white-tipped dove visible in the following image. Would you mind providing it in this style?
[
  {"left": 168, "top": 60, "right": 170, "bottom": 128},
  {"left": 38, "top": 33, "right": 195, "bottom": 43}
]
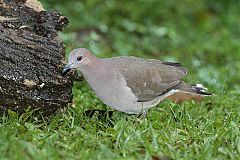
[{"left": 62, "top": 48, "right": 212, "bottom": 114}]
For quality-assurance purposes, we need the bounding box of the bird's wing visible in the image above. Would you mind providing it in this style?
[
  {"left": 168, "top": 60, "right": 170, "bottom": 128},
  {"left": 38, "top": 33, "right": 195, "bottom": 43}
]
[{"left": 109, "top": 56, "right": 187, "bottom": 102}]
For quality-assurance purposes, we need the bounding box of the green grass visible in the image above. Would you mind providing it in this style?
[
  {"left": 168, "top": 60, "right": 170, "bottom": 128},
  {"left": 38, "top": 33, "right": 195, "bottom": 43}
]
[
  {"left": 1, "top": 94, "right": 239, "bottom": 159},
  {"left": 1, "top": 0, "right": 240, "bottom": 159}
]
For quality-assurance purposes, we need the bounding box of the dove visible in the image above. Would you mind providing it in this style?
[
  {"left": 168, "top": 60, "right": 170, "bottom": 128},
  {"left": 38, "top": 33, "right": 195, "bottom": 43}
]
[{"left": 62, "top": 48, "right": 212, "bottom": 114}]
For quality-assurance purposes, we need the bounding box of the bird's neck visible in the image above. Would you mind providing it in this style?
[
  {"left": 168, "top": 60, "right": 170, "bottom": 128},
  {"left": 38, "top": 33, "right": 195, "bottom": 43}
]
[{"left": 80, "top": 57, "right": 105, "bottom": 79}]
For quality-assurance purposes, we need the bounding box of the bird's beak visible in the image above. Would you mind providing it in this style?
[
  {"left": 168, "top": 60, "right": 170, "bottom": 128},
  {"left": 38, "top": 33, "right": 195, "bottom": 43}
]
[{"left": 62, "top": 64, "right": 72, "bottom": 76}]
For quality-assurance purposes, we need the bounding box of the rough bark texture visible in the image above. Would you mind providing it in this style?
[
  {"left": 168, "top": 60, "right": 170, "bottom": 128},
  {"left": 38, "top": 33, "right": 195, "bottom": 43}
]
[{"left": 0, "top": 0, "right": 80, "bottom": 115}]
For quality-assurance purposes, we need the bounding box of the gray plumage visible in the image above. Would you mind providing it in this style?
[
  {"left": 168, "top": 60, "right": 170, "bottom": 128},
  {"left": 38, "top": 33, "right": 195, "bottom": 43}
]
[
  {"left": 107, "top": 56, "right": 187, "bottom": 102},
  {"left": 62, "top": 48, "right": 212, "bottom": 114}
]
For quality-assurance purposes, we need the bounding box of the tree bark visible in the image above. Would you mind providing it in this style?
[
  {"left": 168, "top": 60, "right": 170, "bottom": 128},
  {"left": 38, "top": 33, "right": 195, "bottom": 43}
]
[{"left": 0, "top": 0, "right": 80, "bottom": 115}]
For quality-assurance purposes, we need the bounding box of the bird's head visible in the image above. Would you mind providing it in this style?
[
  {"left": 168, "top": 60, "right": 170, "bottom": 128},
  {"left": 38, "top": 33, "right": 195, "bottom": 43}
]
[{"left": 62, "top": 48, "right": 93, "bottom": 76}]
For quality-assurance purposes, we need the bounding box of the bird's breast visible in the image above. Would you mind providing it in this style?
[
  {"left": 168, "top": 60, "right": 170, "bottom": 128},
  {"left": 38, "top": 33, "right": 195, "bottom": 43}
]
[{"left": 84, "top": 68, "right": 138, "bottom": 111}]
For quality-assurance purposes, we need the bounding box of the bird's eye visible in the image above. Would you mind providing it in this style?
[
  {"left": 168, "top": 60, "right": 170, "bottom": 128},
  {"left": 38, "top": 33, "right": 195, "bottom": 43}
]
[{"left": 77, "top": 56, "right": 83, "bottom": 61}]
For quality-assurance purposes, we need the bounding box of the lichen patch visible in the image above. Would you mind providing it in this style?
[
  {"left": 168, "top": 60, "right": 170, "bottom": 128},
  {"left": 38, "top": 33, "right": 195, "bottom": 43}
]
[{"left": 23, "top": 79, "right": 37, "bottom": 88}]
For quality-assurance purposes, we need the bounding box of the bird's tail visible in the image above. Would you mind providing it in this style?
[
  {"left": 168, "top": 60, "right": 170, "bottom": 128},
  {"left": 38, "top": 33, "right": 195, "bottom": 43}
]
[{"left": 167, "top": 81, "right": 212, "bottom": 103}]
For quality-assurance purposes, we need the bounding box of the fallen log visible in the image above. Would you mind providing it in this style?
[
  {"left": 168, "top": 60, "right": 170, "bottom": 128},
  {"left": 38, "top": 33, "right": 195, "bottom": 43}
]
[{"left": 0, "top": 0, "right": 80, "bottom": 115}]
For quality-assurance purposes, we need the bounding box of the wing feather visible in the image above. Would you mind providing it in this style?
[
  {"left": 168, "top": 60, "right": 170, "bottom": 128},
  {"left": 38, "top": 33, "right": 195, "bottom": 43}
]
[{"left": 108, "top": 56, "right": 187, "bottom": 102}]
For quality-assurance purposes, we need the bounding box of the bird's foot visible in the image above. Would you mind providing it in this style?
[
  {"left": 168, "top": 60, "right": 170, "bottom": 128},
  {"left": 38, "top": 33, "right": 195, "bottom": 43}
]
[{"left": 137, "top": 109, "right": 148, "bottom": 119}]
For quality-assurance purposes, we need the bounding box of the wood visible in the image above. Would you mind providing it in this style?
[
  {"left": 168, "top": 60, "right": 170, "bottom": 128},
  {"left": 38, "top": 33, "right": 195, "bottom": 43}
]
[{"left": 0, "top": 0, "right": 80, "bottom": 115}]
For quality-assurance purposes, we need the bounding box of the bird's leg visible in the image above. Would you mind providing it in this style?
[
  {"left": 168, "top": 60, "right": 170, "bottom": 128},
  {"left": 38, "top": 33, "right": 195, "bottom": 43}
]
[
  {"left": 140, "top": 103, "right": 148, "bottom": 118},
  {"left": 142, "top": 109, "right": 148, "bottom": 118}
]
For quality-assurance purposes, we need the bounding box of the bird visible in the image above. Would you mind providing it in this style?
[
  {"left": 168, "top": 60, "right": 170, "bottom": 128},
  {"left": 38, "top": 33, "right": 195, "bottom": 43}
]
[{"left": 62, "top": 48, "right": 212, "bottom": 114}]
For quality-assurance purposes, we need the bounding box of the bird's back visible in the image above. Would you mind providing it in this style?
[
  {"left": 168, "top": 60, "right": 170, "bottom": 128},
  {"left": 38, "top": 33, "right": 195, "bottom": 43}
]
[{"left": 103, "top": 56, "right": 187, "bottom": 102}]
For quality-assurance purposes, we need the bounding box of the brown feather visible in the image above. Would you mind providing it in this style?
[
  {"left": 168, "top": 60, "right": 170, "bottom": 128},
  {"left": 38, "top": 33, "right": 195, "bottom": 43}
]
[
  {"left": 107, "top": 56, "right": 187, "bottom": 102},
  {"left": 167, "top": 91, "right": 204, "bottom": 103}
]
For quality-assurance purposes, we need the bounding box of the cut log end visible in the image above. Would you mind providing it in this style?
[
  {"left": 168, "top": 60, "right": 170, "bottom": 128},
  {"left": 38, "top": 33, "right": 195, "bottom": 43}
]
[{"left": 0, "top": 0, "right": 80, "bottom": 115}]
